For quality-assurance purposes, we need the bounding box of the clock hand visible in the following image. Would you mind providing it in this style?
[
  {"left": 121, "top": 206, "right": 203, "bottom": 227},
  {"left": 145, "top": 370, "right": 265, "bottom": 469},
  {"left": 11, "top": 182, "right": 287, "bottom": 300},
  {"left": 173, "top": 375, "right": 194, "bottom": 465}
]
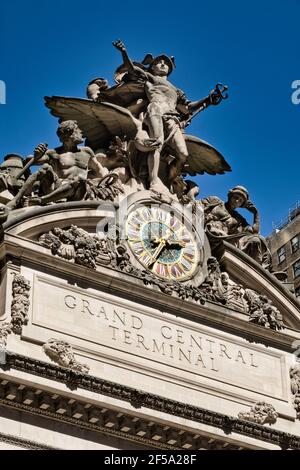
[
  {"left": 150, "top": 237, "right": 162, "bottom": 246},
  {"left": 161, "top": 227, "right": 186, "bottom": 248},
  {"left": 165, "top": 239, "right": 186, "bottom": 248},
  {"left": 146, "top": 239, "right": 166, "bottom": 268}
]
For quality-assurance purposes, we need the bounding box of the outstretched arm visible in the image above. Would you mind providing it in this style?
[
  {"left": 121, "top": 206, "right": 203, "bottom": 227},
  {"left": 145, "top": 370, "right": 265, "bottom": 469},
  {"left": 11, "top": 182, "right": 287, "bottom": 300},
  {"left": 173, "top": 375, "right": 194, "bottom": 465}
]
[
  {"left": 187, "top": 97, "right": 210, "bottom": 114},
  {"left": 187, "top": 84, "right": 229, "bottom": 115},
  {"left": 112, "top": 40, "right": 135, "bottom": 73}
]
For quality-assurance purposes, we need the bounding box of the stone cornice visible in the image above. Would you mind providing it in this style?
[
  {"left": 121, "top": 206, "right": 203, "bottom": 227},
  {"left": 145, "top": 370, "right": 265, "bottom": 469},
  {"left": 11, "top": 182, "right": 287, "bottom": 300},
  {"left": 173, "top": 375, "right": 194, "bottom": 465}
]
[
  {"left": 0, "top": 431, "right": 56, "bottom": 450},
  {"left": 1, "top": 351, "right": 299, "bottom": 450},
  {"left": 2, "top": 201, "right": 113, "bottom": 233}
]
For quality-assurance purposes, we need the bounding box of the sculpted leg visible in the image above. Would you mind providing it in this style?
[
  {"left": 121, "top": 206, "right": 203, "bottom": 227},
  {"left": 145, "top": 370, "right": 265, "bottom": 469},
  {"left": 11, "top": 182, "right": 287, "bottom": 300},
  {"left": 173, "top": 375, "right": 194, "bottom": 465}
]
[
  {"left": 168, "top": 130, "right": 189, "bottom": 186},
  {"left": 40, "top": 179, "right": 85, "bottom": 204},
  {"left": 136, "top": 103, "right": 165, "bottom": 153},
  {"left": 146, "top": 103, "right": 165, "bottom": 145},
  {"left": 148, "top": 148, "right": 162, "bottom": 187},
  {"left": 6, "top": 164, "right": 56, "bottom": 210}
]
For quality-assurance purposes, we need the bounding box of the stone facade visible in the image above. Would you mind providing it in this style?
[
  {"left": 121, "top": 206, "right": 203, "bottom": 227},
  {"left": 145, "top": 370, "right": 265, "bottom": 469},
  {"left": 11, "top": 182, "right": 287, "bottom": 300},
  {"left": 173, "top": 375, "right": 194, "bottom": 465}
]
[
  {"left": 0, "top": 205, "right": 300, "bottom": 449},
  {"left": 1, "top": 40, "right": 300, "bottom": 450},
  {"left": 267, "top": 206, "right": 300, "bottom": 298}
]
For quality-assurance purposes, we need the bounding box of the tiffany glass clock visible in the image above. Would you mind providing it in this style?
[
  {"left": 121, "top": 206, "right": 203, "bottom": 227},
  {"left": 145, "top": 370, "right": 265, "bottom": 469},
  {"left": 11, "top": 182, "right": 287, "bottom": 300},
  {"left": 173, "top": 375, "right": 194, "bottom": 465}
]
[{"left": 126, "top": 205, "right": 200, "bottom": 281}]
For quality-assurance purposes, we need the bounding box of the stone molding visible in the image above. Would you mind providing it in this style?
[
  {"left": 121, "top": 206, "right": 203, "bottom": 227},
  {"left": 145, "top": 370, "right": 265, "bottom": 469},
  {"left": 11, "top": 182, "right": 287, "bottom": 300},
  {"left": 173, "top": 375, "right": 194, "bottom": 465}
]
[
  {"left": 0, "top": 378, "right": 238, "bottom": 450},
  {"left": 0, "top": 431, "right": 56, "bottom": 450},
  {"left": 1, "top": 351, "right": 299, "bottom": 449}
]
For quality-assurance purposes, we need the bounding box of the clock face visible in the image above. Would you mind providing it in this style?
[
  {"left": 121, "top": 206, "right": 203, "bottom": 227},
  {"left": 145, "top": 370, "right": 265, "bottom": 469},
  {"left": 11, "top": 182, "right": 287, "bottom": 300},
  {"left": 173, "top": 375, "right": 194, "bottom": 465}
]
[{"left": 126, "top": 206, "right": 199, "bottom": 281}]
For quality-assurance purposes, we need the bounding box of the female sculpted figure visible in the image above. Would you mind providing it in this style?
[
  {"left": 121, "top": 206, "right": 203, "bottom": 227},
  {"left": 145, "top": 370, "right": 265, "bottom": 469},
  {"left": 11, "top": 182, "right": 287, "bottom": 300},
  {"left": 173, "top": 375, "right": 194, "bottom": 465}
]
[{"left": 201, "top": 186, "right": 271, "bottom": 269}]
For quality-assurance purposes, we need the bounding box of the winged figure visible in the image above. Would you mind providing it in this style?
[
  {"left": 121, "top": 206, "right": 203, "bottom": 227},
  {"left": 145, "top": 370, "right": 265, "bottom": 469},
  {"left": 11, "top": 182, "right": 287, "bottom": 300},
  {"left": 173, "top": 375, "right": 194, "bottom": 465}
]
[{"left": 45, "top": 40, "right": 231, "bottom": 199}]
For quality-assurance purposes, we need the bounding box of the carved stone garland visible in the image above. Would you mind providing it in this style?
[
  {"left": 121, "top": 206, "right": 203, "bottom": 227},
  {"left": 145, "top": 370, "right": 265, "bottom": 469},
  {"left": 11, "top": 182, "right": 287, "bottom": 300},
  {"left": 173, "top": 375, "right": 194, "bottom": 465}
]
[
  {"left": 39, "top": 226, "right": 285, "bottom": 331},
  {"left": 0, "top": 323, "right": 12, "bottom": 348},
  {"left": 11, "top": 274, "right": 31, "bottom": 334},
  {"left": 290, "top": 364, "right": 300, "bottom": 419},
  {"left": 0, "top": 274, "right": 31, "bottom": 348}
]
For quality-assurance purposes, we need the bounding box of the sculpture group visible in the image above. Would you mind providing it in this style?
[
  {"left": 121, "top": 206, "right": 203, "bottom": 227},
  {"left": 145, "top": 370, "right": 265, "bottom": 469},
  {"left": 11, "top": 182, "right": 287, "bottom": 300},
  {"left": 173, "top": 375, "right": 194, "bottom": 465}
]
[{"left": 0, "top": 40, "right": 270, "bottom": 269}]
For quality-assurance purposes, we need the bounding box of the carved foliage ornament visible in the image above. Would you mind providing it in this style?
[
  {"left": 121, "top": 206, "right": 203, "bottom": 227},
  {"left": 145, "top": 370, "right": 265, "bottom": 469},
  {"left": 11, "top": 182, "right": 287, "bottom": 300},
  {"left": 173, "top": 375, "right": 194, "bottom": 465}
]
[
  {"left": 290, "top": 364, "right": 300, "bottom": 419},
  {"left": 238, "top": 401, "right": 278, "bottom": 425},
  {"left": 43, "top": 338, "right": 89, "bottom": 374},
  {"left": 0, "top": 323, "right": 12, "bottom": 348},
  {"left": 199, "top": 257, "right": 284, "bottom": 331},
  {"left": 0, "top": 274, "right": 31, "bottom": 348},
  {"left": 39, "top": 225, "right": 114, "bottom": 270},
  {"left": 11, "top": 274, "right": 31, "bottom": 335},
  {"left": 245, "top": 289, "right": 284, "bottom": 331}
]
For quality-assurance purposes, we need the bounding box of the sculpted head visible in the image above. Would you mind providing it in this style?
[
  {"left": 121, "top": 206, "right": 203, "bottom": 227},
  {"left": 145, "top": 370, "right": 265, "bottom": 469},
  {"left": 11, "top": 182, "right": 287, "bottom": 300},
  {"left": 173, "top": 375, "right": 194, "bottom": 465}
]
[
  {"left": 151, "top": 58, "right": 170, "bottom": 77},
  {"left": 142, "top": 54, "right": 175, "bottom": 77},
  {"left": 57, "top": 120, "right": 84, "bottom": 145},
  {"left": 227, "top": 186, "right": 249, "bottom": 209}
]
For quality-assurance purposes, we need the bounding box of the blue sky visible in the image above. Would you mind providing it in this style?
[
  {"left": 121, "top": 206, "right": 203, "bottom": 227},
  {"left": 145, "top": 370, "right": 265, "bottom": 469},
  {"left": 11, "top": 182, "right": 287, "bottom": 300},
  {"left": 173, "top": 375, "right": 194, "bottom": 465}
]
[{"left": 0, "top": 0, "right": 299, "bottom": 234}]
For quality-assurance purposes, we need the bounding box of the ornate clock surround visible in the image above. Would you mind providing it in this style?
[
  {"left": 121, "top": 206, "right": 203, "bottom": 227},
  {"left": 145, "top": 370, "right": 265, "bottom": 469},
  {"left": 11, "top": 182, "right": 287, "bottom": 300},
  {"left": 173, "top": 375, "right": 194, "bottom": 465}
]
[{"left": 117, "top": 191, "right": 209, "bottom": 286}]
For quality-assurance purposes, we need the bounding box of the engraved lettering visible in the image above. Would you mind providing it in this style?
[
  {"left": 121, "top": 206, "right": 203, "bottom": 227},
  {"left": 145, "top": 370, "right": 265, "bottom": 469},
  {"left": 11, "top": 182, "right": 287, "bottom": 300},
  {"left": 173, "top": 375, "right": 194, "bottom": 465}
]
[
  {"left": 58, "top": 288, "right": 264, "bottom": 378},
  {"left": 195, "top": 354, "right": 206, "bottom": 368},
  {"left": 179, "top": 348, "right": 191, "bottom": 363},
  {"left": 64, "top": 295, "right": 76, "bottom": 309},
  {"left": 136, "top": 334, "right": 150, "bottom": 351},
  {"left": 176, "top": 329, "right": 185, "bottom": 344},
  {"left": 205, "top": 339, "right": 215, "bottom": 354},
  {"left": 109, "top": 325, "right": 119, "bottom": 340},
  {"left": 113, "top": 309, "right": 126, "bottom": 326},
  {"left": 235, "top": 350, "right": 246, "bottom": 364},
  {"left": 161, "top": 325, "right": 172, "bottom": 339},
  {"left": 152, "top": 339, "right": 165, "bottom": 355},
  {"left": 97, "top": 306, "right": 109, "bottom": 320},
  {"left": 123, "top": 330, "right": 132, "bottom": 345},
  {"left": 189, "top": 335, "right": 202, "bottom": 350},
  {"left": 219, "top": 343, "right": 232, "bottom": 359},
  {"left": 82, "top": 299, "right": 93, "bottom": 315},
  {"left": 250, "top": 353, "right": 259, "bottom": 368},
  {"left": 210, "top": 356, "right": 219, "bottom": 372},
  {"left": 131, "top": 315, "right": 143, "bottom": 330}
]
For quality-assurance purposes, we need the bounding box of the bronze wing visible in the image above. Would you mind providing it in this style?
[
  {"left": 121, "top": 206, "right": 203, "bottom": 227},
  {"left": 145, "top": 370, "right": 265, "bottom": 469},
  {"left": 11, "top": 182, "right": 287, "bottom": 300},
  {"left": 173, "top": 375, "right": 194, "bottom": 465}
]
[
  {"left": 184, "top": 135, "right": 231, "bottom": 176},
  {"left": 44, "top": 97, "right": 139, "bottom": 151}
]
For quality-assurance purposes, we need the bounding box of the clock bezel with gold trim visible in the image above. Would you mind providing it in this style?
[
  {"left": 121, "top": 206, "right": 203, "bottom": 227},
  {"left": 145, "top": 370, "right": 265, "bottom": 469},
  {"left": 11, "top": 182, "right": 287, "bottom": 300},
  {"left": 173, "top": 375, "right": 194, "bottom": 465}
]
[{"left": 125, "top": 204, "right": 201, "bottom": 281}]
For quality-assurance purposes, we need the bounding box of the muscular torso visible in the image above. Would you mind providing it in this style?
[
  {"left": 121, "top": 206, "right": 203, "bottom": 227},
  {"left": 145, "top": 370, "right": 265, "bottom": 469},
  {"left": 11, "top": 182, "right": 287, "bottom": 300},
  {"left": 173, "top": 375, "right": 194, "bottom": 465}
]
[
  {"left": 145, "top": 75, "right": 179, "bottom": 111},
  {"left": 47, "top": 147, "right": 92, "bottom": 181}
]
